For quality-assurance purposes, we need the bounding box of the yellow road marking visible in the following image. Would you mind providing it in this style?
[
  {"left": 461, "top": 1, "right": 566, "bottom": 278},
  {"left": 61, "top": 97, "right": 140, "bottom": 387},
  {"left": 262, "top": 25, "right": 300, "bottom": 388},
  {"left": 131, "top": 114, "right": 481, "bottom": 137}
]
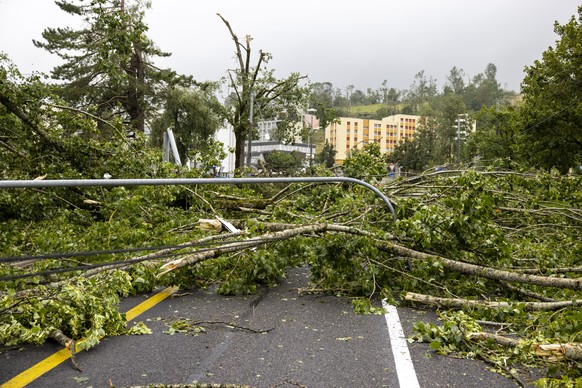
[
  {"left": 125, "top": 285, "right": 179, "bottom": 322},
  {"left": 1, "top": 286, "right": 179, "bottom": 388}
]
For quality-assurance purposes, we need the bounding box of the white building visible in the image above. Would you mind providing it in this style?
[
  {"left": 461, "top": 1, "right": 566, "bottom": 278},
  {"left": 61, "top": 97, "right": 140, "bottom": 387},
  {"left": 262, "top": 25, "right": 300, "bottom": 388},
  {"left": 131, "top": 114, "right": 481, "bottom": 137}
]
[
  {"left": 214, "top": 123, "right": 236, "bottom": 176},
  {"left": 215, "top": 112, "right": 317, "bottom": 174}
]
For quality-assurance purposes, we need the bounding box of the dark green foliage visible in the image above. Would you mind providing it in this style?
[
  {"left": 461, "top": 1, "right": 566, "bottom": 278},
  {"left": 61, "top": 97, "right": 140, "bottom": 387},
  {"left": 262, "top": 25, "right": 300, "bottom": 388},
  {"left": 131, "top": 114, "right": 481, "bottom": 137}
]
[
  {"left": 466, "top": 106, "right": 518, "bottom": 166},
  {"left": 33, "top": 0, "right": 188, "bottom": 135},
  {"left": 262, "top": 150, "right": 305, "bottom": 176},
  {"left": 517, "top": 5, "right": 582, "bottom": 173},
  {"left": 315, "top": 141, "right": 337, "bottom": 168},
  {"left": 342, "top": 142, "right": 387, "bottom": 181},
  {"left": 149, "top": 86, "right": 222, "bottom": 164},
  {"left": 0, "top": 271, "right": 130, "bottom": 349},
  {"left": 309, "top": 235, "right": 380, "bottom": 296}
]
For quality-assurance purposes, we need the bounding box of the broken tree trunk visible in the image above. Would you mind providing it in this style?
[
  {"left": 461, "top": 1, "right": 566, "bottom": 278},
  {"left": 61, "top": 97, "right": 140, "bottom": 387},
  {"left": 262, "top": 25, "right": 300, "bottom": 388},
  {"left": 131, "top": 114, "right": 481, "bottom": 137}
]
[
  {"left": 49, "top": 329, "right": 82, "bottom": 371},
  {"left": 533, "top": 343, "right": 582, "bottom": 361},
  {"left": 466, "top": 332, "right": 520, "bottom": 347},
  {"left": 228, "top": 219, "right": 390, "bottom": 238},
  {"left": 8, "top": 231, "right": 243, "bottom": 299}
]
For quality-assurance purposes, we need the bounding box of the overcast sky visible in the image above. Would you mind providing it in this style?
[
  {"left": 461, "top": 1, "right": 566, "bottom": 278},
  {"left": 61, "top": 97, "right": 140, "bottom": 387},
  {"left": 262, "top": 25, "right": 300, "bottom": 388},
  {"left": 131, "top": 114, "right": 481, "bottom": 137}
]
[{"left": 0, "top": 0, "right": 579, "bottom": 93}]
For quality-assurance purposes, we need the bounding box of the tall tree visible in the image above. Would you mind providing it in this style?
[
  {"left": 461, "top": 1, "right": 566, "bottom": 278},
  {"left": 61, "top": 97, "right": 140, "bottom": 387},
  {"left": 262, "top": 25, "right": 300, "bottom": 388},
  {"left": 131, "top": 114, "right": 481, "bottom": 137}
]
[
  {"left": 217, "top": 14, "right": 309, "bottom": 170},
  {"left": 349, "top": 89, "right": 367, "bottom": 105},
  {"left": 34, "top": 0, "right": 183, "bottom": 136},
  {"left": 308, "top": 81, "right": 339, "bottom": 134},
  {"left": 309, "top": 82, "right": 334, "bottom": 107},
  {"left": 466, "top": 106, "right": 517, "bottom": 167},
  {"left": 464, "top": 63, "right": 502, "bottom": 111},
  {"left": 409, "top": 70, "right": 438, "bottom": 112},
  {"left": 376, "top": 81, "right": 401, "bottom": 118},
  {"left": 380, "top": 80, "right": 390, "bottom": 108},
  {"left": 444, "top": 66, "right": 467, "bottom": 95},
  {"left": 366, "top": 88, "right": 379, "bottom": 104},
  {"left": 426, "top": 93, "right": 468, "bottom": 165},
  {"left": 149, "top": 86, "right": 221, "bottom": 164},
  {"left": 517, "top": 5, "right": 582, "bottom": 173},
  {"left": 0, "top": 55, "right": 151, "bottom": 182},
  {"left": 315, "top": 140, "right": 337, "bottom": 168}
]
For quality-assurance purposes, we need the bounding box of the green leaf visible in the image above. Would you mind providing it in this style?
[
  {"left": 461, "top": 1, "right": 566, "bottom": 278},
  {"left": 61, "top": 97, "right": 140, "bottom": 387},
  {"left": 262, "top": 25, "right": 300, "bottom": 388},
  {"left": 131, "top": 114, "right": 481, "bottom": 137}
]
[
  {"left": 429, "top": 341, "right": 441, "bottom": 351},
  {"left": 127, "top": 322, "right": 152, "bottom": 335}
]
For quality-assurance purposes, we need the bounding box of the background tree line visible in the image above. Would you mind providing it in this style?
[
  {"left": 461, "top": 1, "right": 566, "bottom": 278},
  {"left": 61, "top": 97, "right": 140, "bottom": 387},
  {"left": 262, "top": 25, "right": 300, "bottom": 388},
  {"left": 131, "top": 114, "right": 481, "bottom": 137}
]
[
  {"left": 0, "top": 0, "right": 500, "bottom": 177},
  {"left": 308, "top": 63, "right": 516, "bottom": 119},
  {"left": 308, "top": 8, "right": 581, "bottom": 175},
  {"left": 1, "top": 1, "right": 580, "bottom": 177}
]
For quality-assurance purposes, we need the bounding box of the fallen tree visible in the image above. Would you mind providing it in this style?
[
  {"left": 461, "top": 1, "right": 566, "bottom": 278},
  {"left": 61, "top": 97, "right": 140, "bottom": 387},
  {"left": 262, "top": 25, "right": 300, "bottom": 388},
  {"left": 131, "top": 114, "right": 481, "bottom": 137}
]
[{"left": 1, "top": 169, "right": 580, "bottom": 383}]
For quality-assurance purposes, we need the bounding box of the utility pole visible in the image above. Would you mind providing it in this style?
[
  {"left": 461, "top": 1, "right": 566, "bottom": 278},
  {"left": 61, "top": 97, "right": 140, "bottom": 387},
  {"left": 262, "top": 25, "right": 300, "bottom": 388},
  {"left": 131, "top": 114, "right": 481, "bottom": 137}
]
[
  {"left": 307, "top": 108, "right": 317, "bottom": 173},
  {"left": 246, "top": 92, "right": 254, "bottom": 168},
  {"left": 457, "top": 118, "right": 461, "bottom": 164}
]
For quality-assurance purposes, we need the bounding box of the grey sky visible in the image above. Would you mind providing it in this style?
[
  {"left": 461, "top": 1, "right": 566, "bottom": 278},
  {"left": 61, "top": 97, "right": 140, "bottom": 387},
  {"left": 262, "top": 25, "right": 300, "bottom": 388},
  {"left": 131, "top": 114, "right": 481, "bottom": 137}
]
[{"left": 1, "top": 0, "right": 579, "bottom": 93}]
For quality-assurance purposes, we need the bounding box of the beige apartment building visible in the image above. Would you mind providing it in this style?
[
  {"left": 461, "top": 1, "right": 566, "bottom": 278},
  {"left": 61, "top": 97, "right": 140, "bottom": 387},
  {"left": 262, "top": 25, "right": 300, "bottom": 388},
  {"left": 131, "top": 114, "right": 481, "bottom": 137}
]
[{"left": 326, "top": 114, "right": 421, "bottom": 164}]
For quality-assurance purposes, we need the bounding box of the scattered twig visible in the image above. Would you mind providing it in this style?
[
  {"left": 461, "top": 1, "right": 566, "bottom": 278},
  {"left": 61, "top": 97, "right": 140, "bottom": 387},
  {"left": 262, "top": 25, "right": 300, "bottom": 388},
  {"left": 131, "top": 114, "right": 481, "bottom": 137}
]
[{"left": 191, "top": 320, "right": 273, "bottom": 334}]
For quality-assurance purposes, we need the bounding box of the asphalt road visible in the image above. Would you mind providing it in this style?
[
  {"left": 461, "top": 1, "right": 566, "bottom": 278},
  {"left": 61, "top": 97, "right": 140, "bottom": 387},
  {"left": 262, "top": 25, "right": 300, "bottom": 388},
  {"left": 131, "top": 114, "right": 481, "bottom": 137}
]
[{"left": 1, "top": 267, "right": 534, "bottom": 387}]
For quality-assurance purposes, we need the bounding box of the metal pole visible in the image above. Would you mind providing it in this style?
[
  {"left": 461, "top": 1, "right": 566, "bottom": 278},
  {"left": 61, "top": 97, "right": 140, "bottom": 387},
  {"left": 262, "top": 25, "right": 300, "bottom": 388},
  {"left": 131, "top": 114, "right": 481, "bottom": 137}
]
[
  {"left": 310, "top": 114, "right": 314, "bottom": 169},
  {"left": 306, "top": 109, "right": 317, "bottom": 173},
  {"left": 0, "top": 177, "right": 396, "bottom": 220},
  {"left": 457, "top": 118, "right": 461, "bottom": 164},
  {"left": 246, "top": 92, "right": 254, "bottom": 168},
  {"left": 162, "top": 131, "right": 170, "bottom": 162}
]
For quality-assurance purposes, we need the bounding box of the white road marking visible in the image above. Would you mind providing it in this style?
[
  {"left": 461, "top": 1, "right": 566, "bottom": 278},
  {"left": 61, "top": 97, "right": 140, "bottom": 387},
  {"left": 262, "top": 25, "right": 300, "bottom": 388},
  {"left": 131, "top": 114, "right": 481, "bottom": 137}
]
[{"left": 382, "top": 300, "right": 420, "bottom": 388}]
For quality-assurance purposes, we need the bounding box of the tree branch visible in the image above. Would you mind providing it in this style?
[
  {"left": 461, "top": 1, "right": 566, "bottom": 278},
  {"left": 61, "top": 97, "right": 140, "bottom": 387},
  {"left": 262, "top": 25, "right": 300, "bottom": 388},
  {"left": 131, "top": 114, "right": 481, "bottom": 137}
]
[
  {"left": 376, "top": 241, "right": 582, "bottom": 290},
  {"left": 404, "top": 292, "right": 582, "bottom": 311}
]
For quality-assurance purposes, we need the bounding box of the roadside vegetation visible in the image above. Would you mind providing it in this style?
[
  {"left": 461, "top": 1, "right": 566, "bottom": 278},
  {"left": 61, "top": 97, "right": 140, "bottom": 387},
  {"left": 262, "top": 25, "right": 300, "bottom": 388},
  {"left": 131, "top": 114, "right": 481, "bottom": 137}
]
[{"left": 1, "top": 1, "right": 581, "bottom": 386}]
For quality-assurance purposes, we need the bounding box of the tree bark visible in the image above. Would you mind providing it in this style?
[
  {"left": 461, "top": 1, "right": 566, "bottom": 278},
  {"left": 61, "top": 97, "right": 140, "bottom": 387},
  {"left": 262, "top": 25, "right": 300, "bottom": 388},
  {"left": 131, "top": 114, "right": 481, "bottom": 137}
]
[
  {"left": 126, "top": 45, "right": 145, "bottom": 134},
  {"left": 466, "top": 332, "right": 520, "bottom": 347},
  {"left": 49, "top": 329, "right": 82, "bottom": 371},
  {"left": 533, "top": 343, "right": 582, "bottom": 361}
]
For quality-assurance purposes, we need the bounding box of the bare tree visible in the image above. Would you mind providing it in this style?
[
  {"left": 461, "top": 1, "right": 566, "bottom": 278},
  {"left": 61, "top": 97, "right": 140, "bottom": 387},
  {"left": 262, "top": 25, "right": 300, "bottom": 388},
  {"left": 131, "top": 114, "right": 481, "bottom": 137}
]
[{"left": 217, "top": 14, "right": 309, "bottom": 169}]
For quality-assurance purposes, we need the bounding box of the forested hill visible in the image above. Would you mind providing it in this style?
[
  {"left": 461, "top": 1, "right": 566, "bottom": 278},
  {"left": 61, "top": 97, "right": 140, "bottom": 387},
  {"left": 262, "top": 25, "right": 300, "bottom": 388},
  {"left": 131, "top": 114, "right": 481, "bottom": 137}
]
[{"left": 309, "top": 65, "right": 518, "bottom": 120}]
